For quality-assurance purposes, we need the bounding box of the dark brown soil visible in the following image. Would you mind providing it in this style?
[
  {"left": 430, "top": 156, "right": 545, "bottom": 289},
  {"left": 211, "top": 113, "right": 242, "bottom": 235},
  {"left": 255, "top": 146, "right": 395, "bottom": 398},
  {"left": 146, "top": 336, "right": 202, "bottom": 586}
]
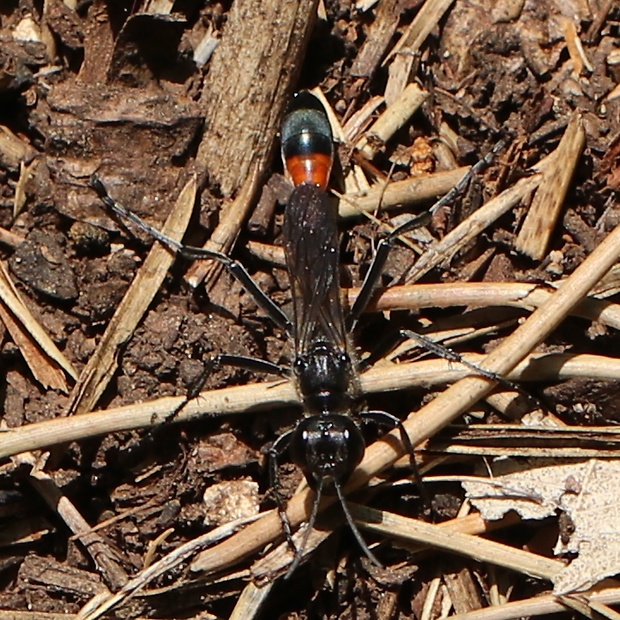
[{"left": 1, "top": 1, "right": 619, "bottom": 618}]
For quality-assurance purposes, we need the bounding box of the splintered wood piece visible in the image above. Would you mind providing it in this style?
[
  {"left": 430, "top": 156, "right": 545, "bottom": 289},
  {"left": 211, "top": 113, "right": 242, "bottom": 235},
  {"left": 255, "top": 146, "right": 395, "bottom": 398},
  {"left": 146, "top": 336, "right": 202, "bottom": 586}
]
[
  {"left": 0, "top": 262, "right": 76, "bottom": 392},
  {"left": 355, "top": 83, "right": 429, "bottom": 159},
  {"left": 381, "top": 0, "right": 454, "bottom": 101},
  {"left": 143, "top": 0, "right": 174, "bottom": 13},
  {"left": 427, "top": 424, "right": 620, "bottom": 459},
  {"left": 15, "top": 452, "right": 128, "bottom": 591},
  {"left": 195, "top": 0, "right": 319, "bottom": 195},
  {"left": 585, "top": 0, "right": 615, "bottom": 43},
  {"left": 229, "top": 581, "right": 274, "bottom": 620},
  {"left": 13, "top": 160, "right": 36, "bottom": 217},
  {"left": 67, "top": 176, "right": 196, "bottom": 415},
  {"left": 342, "top": 95, "right": 384, "bottom": 142},
  {"left": 383, "top": 0, "right": 456, "bottom": 66},
  {"left": 250, "top": 522, "right": 333, "bottom": 581},
  {"left": 350, "top": 0, "right": 407, "bottom": 78},
  {"left": 356, "top": 0, "right": 380, "bottom": 9},
  {"left": 384, "top": 54, "right": 415, "bottom": 106},
  {"left": 515, "top": 114, "right": 586, "bottom": 260},
  {"left": 16, "top": 554, "right": 106, "bottom": 600}
]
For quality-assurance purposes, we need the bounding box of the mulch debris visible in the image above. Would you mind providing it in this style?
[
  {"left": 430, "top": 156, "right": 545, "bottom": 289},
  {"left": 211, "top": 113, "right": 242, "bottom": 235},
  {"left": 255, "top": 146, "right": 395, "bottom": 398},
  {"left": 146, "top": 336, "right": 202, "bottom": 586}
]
[{"left": 1, "top": 0, "right": 619, "bottom": 618}]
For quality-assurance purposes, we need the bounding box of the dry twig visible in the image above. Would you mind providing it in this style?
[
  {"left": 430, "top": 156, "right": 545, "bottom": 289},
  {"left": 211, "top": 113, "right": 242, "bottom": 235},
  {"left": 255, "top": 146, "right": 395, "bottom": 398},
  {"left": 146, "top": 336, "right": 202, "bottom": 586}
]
[
  {"left": 515, "top": 114, "right": 586, "bottom": 259},
  {"left": 4, "top": 353, "right": 620, "bottom": 461}
]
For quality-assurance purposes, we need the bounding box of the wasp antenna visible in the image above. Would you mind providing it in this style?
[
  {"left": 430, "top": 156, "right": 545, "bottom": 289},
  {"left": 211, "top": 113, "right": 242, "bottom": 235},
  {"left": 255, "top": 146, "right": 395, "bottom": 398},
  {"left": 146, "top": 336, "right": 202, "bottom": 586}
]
[
  {"left": 284, "top": 478, "right": 325, "bottom": 580},
  {"left": 334, "top": 480, "right": 383, "bottom": 569}
]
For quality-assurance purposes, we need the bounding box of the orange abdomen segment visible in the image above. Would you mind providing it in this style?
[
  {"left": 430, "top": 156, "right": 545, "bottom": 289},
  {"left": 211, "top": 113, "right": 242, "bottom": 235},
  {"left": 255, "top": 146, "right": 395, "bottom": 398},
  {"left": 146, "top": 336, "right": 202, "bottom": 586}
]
[
  {"left": 285, "top": 152, "right": 333, "bottom": 189},
  {"left": 281, "top": 91, "right": 334, "bottom": 189}
]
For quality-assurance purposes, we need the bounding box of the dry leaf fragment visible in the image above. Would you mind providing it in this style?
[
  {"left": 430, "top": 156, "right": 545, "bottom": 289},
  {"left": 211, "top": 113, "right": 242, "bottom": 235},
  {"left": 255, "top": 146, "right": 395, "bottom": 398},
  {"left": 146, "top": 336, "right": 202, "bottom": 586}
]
[{"left": 463, "top": 458, "right": 620, "bottom": 594}]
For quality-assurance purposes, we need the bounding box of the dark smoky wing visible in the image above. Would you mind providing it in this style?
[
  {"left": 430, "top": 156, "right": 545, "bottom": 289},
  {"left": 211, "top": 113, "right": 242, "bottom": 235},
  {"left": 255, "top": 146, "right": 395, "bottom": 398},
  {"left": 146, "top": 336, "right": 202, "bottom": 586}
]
[{"left": 283, "top": 184, "right": 348, "bottom": 354}]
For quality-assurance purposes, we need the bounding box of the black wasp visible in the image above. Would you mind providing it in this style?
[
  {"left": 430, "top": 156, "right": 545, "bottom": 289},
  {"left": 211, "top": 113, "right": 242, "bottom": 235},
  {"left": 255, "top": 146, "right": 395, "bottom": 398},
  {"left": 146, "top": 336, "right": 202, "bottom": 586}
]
[
  {"left": 271, "top": 91, "right": 419, "bottom": 574},
  {"left": 92, "top": 91, "right": 500, "bottom": 577}
]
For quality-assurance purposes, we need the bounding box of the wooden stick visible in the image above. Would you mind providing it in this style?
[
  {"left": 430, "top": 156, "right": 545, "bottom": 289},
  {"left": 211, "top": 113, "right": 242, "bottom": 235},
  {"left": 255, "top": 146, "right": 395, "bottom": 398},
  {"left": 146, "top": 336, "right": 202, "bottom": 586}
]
[
  {"left": 515, "top": 114, "right": 586, "bottom": 259},
  {"left": 355, "top": 83, "right": 429, "bottom": 159},
  {"left": 4, "top": 353, "right": 619, "bottom": 461},
  {"left": 339, "top": 166, "right": 470, "bottom": 218},
  {"left": 441, "top": 586, "right": 620, "bottom": 619},
  {"left": 355, "top": 505, "right": 562, "bottom": 580},
  {"left": 359, "top": 281, "right": 620, "bottom": 331}
]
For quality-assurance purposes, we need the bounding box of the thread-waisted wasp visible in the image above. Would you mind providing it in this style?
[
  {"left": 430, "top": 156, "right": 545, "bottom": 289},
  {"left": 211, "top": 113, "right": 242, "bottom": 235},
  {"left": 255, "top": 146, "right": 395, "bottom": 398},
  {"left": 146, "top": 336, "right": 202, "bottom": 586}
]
[
  {"left": 271, "top": 91, "right": 420, "bottom": 575},
  {"left": 91, "top": 90, "right": 505, "bottom": 577}
]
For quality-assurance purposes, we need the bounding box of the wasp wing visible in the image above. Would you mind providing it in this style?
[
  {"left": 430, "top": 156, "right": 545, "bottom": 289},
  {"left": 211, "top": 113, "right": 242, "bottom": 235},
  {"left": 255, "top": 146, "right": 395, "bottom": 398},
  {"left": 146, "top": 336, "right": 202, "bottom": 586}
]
[{"left": 282, "top": 184, "right": 348, "bottom": 357}]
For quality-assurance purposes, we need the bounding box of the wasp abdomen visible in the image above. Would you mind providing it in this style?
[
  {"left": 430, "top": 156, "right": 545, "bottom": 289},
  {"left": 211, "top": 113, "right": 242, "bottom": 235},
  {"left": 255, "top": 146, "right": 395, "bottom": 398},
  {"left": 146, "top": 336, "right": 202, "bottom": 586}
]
[{"left": 281, "top": 91, "right": 334, "bottom": 189}]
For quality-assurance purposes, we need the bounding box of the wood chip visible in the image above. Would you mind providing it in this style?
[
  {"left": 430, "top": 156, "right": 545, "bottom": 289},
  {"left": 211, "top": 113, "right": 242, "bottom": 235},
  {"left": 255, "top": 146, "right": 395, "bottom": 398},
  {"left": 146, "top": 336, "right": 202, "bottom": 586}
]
[
  {"left": 515, "top": 114, "right": 586, "bottom": 260},
  {"left": 350, "top": 0, "right": 406, "bottom": 78},
  {"left": 0, "top": 262, "right": 76, "bottom": 392},
  {"left": 356, "top": 83, "right": 429, "bottom": 159}
]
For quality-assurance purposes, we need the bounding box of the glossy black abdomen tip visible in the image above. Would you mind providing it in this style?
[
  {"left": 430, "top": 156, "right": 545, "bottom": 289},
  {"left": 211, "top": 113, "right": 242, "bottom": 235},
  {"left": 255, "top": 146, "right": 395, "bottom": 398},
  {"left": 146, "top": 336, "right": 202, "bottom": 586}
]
[{"left": 281, "top": 91, "right": 334, "bottom": 189}]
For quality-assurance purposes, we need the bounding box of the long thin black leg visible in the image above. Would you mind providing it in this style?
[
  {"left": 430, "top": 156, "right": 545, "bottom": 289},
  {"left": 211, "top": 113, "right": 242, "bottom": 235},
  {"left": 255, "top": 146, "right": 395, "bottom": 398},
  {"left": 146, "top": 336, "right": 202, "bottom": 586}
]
[
  {"left": 284, "top": 477, "right": 325, "bottom": 579},
  {"left": 90, "top": 176, "right": 292, "bottom": 333},
  {"left": 398, "top": 329, "right": 499, "bottom": 384},
  {"left": 357, "top": 326, "right": 537, "bottom": 412},
  {"left": 161, "top": 353, "right": 288, "bottom": 425},
  {"left": 268, "top": 430, "right": 297, "bottom": 557},
  {"left": 394, "top": 328, "right": 534, "bottom": 396},
  {"left": 356, "top": 328, "right": 415, "bottom": 373},
  {"left": 398, "top": 328, "right": 546, "bottom": 411},
  {"left": 348, "top": 141, "right": 507, "bottom": 328},
  {"left": 360, "top": 410, "right": 415, "bottom": 462},
  {"left": 216, "top": 354, "right": 288, "bottom": 378},
  {"left": 348, "top": 211, "right": 431, "bottom": 329},
  {"left": 360, "top": 409, "right": 430, "bottom": 512},
  {"left": 357, "top": 321, "right": 505, "bottom": 380},
  {"left": 284, "top": 476, "right": 383, "bottom": 578},
  {"left": 332, "top": 479, "right": 382, "bottom": 568}
]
